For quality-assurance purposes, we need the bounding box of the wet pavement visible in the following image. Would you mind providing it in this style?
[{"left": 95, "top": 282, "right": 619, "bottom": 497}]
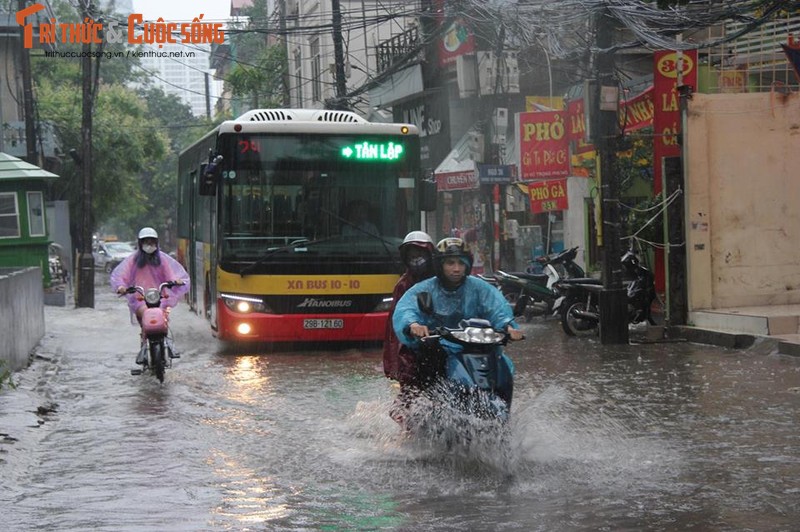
[{"left": 1, "top": 282, "right": 799, "bottom": 530}]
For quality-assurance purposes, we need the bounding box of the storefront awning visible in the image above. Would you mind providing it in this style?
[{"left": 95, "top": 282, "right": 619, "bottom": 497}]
[
  {"left": 433, "top": 125, "right": 479, "bottom": 191},
  {"left": 434, "top": 122, "right": 521, "bottom": 192}
]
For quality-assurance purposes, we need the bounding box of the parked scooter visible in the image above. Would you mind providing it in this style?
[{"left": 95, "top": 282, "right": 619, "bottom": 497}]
[
  {"left": 494, "top": 246, "right": 585, "bottom": 321},
  {"left": 554, "top": 249, "right": 656, "bottom": 337},
  {"left": 124, "top": 281, "right": 181, "bottom": 382},
  {"left": 400, "top": 292, "right": 520, "bottom": 445}
]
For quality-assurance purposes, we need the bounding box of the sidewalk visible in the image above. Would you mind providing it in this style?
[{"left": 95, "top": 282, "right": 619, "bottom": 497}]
[{"left": 675, "top": 304, "right": 800, "bottom": 356}]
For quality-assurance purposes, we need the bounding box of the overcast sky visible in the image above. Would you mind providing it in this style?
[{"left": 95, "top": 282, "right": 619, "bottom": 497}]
[{"left": 132, "top": 0, "right": 234, "bottom": 23}]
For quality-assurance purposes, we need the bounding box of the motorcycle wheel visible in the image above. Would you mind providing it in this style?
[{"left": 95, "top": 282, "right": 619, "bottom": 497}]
[
  {"left": 150, "top": 341, "right": 166, "bottom": 383},
  {"left": 502, "top": 289, "right": 519, "bottom": 305},
  {"left": 560, "top": 298, "right": 599, "bottom": 337}
]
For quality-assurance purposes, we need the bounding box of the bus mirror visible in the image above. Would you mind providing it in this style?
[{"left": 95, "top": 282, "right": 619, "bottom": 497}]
[
  {"left": 419, "top": 179, "right": 437, "bottom": 212},
  {"left": 199, "top": 156, "right": 223, "bottom": 196}
]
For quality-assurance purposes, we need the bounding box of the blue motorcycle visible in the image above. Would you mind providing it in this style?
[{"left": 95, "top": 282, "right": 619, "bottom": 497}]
[{"left": 400, "top": 293, "right": 518, "bottom": 444}]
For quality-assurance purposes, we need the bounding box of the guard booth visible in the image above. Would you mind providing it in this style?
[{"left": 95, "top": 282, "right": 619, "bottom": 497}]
[{"left": 0, "top": 153, "right": 59, "bottom": 285}]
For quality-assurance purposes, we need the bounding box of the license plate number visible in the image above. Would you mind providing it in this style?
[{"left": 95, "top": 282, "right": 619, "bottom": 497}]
[{"left": 303, "top": 319, "right": 344, "bottom": 329}]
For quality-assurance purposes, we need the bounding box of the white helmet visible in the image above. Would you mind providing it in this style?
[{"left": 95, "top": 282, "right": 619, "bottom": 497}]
[
  {"left": 401, "top": 231, "right": 433, "bottom": 247},
  {"left": 138, "top": 227, "right": 158, "bottom": 240}
]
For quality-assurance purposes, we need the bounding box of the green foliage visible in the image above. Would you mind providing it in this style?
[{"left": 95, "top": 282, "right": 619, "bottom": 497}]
[
  {"left": 228, "top": 45, "right": 288, "bottom": 109},
  {"left": 625, "top": 192, "right": 664, "bottom": 244},
  {"left": 226, "top": 0, "right": 287, "bottom": 109},
  {"left": 614, "top": 129, "right": 654, "bottom": 195},
  {"left": 33, "top": 0, "right": 211, "bottom": 244},
  {"left": 0, "top": 360, "right": 16, "bottom": 390}
]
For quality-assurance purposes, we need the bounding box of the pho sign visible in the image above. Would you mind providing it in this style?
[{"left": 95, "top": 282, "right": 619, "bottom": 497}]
[{"left": 528, "top": 179, "right": 568, "bottom": 213}]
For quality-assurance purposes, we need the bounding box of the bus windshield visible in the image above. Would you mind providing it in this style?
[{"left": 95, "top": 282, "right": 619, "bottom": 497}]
[{"left": 217, "top": 132, "right": 419, "bottom": 262}]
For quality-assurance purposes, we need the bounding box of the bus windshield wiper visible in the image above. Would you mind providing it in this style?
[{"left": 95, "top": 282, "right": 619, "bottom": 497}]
[
  {"left": 320, "top": 208, "right": 394, "bottom": 257},
  {"left": 239, "top": 237, "right": 335, "bottom": 276}
]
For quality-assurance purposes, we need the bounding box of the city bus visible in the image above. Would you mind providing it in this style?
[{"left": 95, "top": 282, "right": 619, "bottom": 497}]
[{"left": 176, "top": 108, "right": 433, "bottom": 343}]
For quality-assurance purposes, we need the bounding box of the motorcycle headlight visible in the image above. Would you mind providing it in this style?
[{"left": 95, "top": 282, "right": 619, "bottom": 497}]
[
  {"left": 220, "top": 293, "right": 270, "bottom": 313},
  {"left": 452, "top": 327, "right": 504, "bottom": 344},
  {"left": 144, "top": 288, "right": 161, "bottom": 305}
]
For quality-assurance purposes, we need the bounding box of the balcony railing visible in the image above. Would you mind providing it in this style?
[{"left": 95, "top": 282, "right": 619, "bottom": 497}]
[{"left": 376, "top": 26, "right": 420, "bottom": 75}]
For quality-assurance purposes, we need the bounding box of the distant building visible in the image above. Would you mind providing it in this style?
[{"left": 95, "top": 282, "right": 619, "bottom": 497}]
[{"left": 138, "top": 42, "right": 220, "bottom": 117}]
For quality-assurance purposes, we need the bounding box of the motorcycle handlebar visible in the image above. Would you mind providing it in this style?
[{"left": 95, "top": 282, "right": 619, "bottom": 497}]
[{"left": 121, "top": 280, "right": 182, "bottom": 297}]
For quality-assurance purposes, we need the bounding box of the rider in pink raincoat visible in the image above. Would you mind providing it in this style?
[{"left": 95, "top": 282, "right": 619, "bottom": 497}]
[
  {"left": 110, "top": 227, "right": 190, "bottom": 365},
  {"left": 110, "top": 227, "right": 190, "bottom": 320}
]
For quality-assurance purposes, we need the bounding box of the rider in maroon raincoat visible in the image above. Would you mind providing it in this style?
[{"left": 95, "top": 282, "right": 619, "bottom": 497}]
[{"left": 383, "top": 231, "right": 435, "bottom": 424}]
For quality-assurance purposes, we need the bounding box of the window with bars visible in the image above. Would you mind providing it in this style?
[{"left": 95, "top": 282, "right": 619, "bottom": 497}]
[
  {"left": 705, "top": 13, "right": 800, "bottom": 93},
  {"left": 310, "top": 37, "right": 321, "bottom": 102},
  {"left": 0, "top": 192, "right": 20, "bottom": 238},
  {"left": 294, "top": 48, "right": 303, "bottom": 106},
  {"left": 27, "top": 191, "right": 45, "bottom": 237}
]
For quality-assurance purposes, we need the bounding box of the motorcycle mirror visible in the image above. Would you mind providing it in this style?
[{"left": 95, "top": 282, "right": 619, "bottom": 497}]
[
  {"left": 512, "top": 294, "right": 530, "bottom": 317},
  {"left": 199, "top": 154, "right": 223, "bottom": 196},
  {"left": 416, "top": 292, "right": 434, "bottom": 315}
]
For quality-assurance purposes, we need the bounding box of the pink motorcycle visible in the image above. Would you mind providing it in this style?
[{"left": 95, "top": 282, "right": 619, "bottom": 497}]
[{"left": 123, "top": 281, "right": 181, "bottom": 383}]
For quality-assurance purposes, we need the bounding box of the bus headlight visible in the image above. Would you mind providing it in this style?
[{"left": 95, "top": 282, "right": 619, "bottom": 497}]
[
  {"left": 372, "top": 296, "right": 393, "bottom": 313},
  {"left": 220, "top": 293, "right": 270, "bottom": 313}
]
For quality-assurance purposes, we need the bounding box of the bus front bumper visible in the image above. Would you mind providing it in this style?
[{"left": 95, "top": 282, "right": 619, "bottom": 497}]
[{"left": 216, "top": 302, "right": 388, "bottom": 342}]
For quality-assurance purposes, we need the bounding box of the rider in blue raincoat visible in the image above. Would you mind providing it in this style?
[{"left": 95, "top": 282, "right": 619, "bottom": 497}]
[{"left": 392, "top": 237, "right": 523, "bottom": 386}]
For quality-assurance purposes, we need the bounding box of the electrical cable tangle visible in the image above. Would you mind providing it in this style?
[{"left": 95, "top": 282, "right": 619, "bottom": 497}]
[{"left": 53, "top": 0, "right": 799, "bottom": 112}]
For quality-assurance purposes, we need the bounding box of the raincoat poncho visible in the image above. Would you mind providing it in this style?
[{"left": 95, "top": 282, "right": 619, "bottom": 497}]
[
  {"left": 110, "top": 250, "right": 190, "bottom": 324},
  {"left": 392, "top": 275, "right": 518, "bottom": 353}
]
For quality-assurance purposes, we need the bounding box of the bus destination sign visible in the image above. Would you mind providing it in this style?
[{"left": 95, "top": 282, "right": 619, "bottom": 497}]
[{"left": 341, "top": 141, "right": 404, "bottom": 161}]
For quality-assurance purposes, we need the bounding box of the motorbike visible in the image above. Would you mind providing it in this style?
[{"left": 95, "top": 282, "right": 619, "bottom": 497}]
[
  {"left": 494, "top": 246, "right": 586, "bottom": 321},
  {"left": 400, "top": 292, "right": 519, "bottom": 446},
  {"left": 554, "top": 249, "right": 656, "bottom": 337},
  {"left": 124, "top": 281, "right": 181, "bottom": 383}
]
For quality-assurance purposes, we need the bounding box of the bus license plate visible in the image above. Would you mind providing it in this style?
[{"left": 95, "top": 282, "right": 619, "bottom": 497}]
[{"left": 303, "top": 319, "right": 344, "bottom": 329}]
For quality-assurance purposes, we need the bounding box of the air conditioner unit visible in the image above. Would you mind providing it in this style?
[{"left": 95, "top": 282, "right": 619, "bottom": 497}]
[
  {"left": 468, "top": 131, "right": 485, "bottom": 163},
  {"left": 478, "top": 51, "right": 520, "bottom": 96},
  {"left": 456, "top": 54, "right": 478, "bottom": 98},
  {"left": 492, "top": 107, "right": 508, "bottom": 144},
  {"left": 504, "top": 219, "right": 520, "bottom": 239}
]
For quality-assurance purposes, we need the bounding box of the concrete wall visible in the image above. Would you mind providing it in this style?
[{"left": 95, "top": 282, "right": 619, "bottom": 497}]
[
  {"left": 0, "top": 267, "right": 45, "bottom": 371},
  {"left": 686, "top": 92, "right": 800, "bottom": 310}
]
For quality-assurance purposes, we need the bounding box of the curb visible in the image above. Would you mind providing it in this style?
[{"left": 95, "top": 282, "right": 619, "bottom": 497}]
[{"left": 667, "top": 325, "right": 756, "bottom": 349}]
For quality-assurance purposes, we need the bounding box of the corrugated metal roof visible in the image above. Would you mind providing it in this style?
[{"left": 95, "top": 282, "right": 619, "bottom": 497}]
[{"left": 0, "top": 152, "right": 59, "bottom": 181}]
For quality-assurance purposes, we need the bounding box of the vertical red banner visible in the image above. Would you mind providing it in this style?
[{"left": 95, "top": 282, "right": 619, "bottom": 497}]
[
  {"left": 653, "top": 49, "right": 697, "bottom": 194},
  {"left": 653, "top": 49, "right": 697, "bottom": 293},
  {"left": 518, "top": 111, "right": 570, "bottom": 180}
]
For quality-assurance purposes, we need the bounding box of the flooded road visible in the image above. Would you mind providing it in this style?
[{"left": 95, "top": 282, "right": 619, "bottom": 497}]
[{"left": 2, "top": 283, "right": 799, "bottom": 530}]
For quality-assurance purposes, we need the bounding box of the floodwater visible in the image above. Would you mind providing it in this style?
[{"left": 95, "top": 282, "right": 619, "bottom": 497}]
[{"left": 2, "top": 281, "right": 799, "bottom": 531}]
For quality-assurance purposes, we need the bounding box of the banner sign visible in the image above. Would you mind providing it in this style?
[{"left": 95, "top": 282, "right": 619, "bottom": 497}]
[
  {"left": 653, "top": 49, "right": 698, "bottom": 193},
  {"left": 518, "top": 111, "right": 570, "bottom": 180},
  {"left": 477, "top": 164, "right": 515, "bottom": 184},
  {"left": 435, "top": 0, "right": 475, "bottom": 67},
  {"left": 436, "top": 171, "right": 478, "bottom": 191},
  {"left": 528, "top": 179, "right": 568, "bottom": 213},
  {"left": 619, "top": 86, "right": 654, "bottom": 133}
]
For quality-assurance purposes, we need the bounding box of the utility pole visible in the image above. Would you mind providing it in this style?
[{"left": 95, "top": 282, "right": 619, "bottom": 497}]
[
  {"left": 330, "top": 0, "right": 347, "bottom": 107},
  {"left": 594, "top": 8, "right": 628, "bottom": 344},
  {"left": 279, "top": 0, "right": 291, "bottom": 106},
  {"left": 76, "top": 0, "right": 97, "bottom": 308},
  {"left": 18, "top": 0, "right": 37, "bottom": 165}
]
